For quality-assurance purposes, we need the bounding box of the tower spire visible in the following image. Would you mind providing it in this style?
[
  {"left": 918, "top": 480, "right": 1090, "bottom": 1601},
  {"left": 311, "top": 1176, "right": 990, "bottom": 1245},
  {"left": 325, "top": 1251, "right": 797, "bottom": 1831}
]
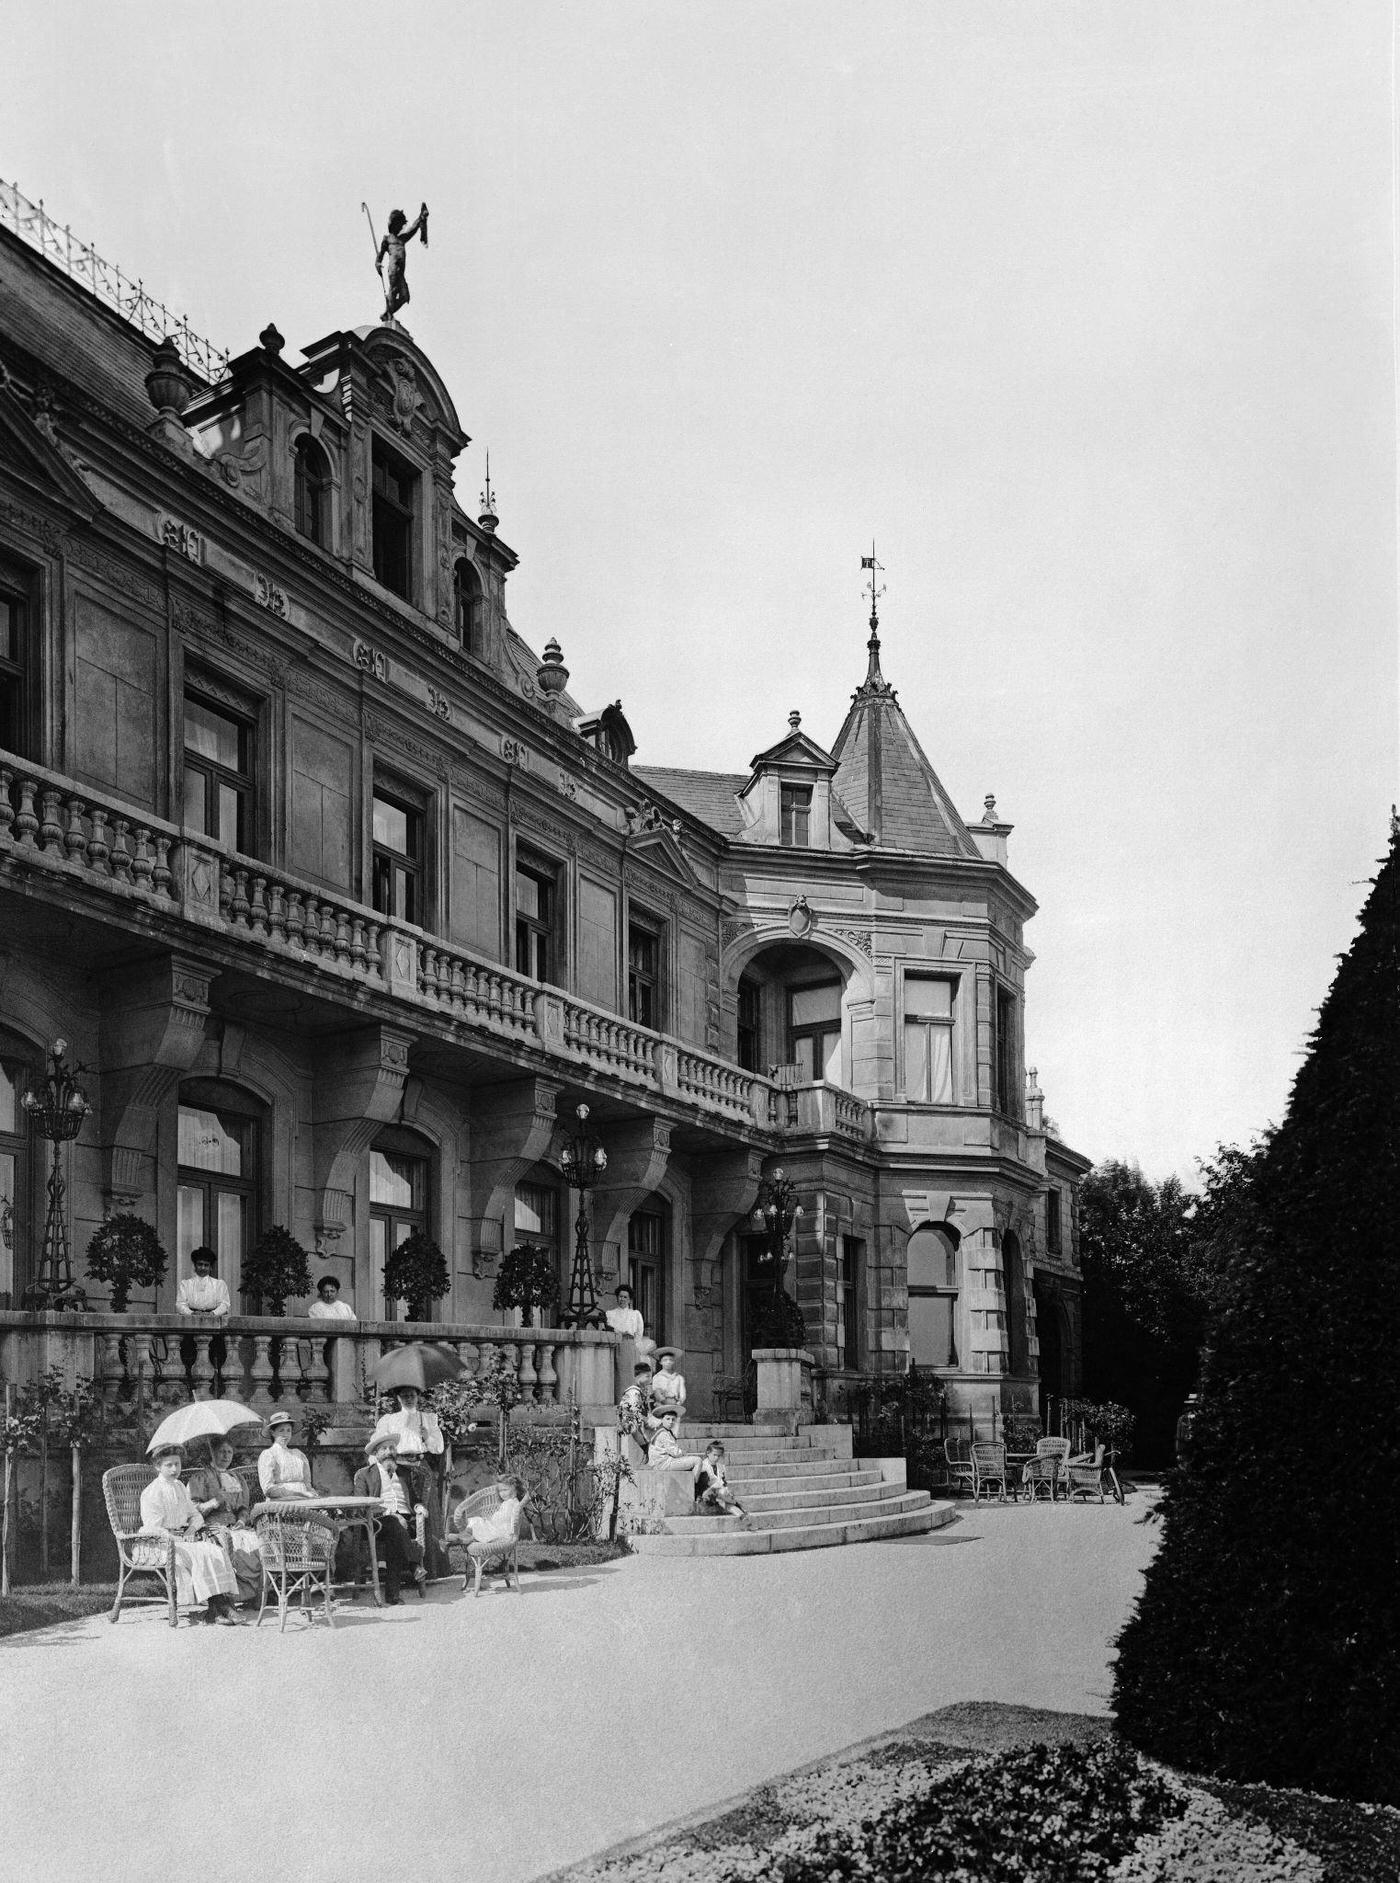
[{"left": 859, "top": 542, "right": 888, "bottom": 690}]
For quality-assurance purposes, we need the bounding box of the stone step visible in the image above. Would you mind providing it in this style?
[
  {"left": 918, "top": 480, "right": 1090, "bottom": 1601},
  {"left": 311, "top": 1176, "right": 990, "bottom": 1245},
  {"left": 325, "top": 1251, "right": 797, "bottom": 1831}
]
[
  {"left": 675, "top": 1432, "right": 833, "bottom": 1451},
  {"left": 720, "top": 1454, "right": 857, "bottom": 1481},
  {"left": 730, "top": 1468, "right": 888, "bottom": 1498},
  {"left": 741, "top": 1477, "right": 901, "bottom": 1514},
  {"left": 684, "top": 1446, "right": 842, "bottom": 1470},
  {"left": 626, "top": 1499, "right": 954, "bottom": 1558},
  {"left": 666, "top": 1489, "right": 931, "bottom": 1536}
]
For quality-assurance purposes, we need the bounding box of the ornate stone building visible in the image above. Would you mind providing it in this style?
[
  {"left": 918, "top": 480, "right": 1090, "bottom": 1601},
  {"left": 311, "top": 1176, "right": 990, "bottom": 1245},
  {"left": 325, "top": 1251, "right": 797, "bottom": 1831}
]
[{"left": 0, "top": 193, "right": 1084, "bottom": 1424}]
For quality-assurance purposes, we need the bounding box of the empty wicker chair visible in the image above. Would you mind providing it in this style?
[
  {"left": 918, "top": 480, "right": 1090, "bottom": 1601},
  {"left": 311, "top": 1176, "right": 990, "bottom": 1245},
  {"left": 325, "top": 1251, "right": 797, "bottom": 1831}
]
[
  {"left": 448, "top": 1484, "right": 526, "bottom": 1596},
  {"left": 971, "top": 1441, "right": 1011, "bottom": 1503},
  {"left": 254, "top": 1508, "right": 338, "bottom": 1631},
  {"left": 103, "top": 1462, "right": 177, "bottom": 1627},
  {"left": 943, "top": 1437, "right": 975, "bottom": 1496},
  {"left": 1022, "top": 1436, "right": 1072, "bottom": 1502}
]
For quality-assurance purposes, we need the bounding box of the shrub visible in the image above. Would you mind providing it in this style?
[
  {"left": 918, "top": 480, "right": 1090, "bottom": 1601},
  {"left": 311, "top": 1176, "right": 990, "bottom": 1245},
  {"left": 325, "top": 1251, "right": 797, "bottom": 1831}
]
[
  {"left": 1113, "top": 823, "right": 1400, "bottom": 1805},
  {"left": 84, "top": 1214, "right": 167, "bottom": 1313},
  {"left": 240, "top": 1225, "right": 312, "bottom": 1316},
  {"left": 491, "top": 1242, "right": 561, "bottom": 1327},
  {"left": 382, "top": 1229, "right": 449, "bottom": 1323}
]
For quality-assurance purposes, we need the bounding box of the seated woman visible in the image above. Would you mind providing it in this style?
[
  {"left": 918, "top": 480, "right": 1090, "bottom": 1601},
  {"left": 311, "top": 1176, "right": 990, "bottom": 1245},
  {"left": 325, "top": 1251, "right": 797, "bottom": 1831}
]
[
  {"left": 257, "top": 1409, "right": 315, "bottom": 1500},
  {"left": 139, "top": 1444, "right": 240, "bottom": 1624},
  {"left": 693, "top": 1441, "right": 747, "bottom": 1520},
  {"left": 186, "top": 1437, "right": 263, "bottom": 1605}
]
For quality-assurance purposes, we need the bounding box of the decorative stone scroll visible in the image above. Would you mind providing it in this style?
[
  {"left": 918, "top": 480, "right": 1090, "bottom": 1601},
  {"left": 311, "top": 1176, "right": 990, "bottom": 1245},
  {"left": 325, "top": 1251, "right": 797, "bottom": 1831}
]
[
  {"left": 159, "top": 515, "right": 202, "bottom": 562},
  {"left": 353, "top": 637, "right": 388, "bottom": 681}
]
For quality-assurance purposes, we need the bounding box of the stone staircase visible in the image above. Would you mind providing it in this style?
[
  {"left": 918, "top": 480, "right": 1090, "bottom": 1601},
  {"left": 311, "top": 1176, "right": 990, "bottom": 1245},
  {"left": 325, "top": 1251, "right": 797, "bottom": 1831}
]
[{"left": 625, "top": 1422, "right": 955, "bottom": 1557}]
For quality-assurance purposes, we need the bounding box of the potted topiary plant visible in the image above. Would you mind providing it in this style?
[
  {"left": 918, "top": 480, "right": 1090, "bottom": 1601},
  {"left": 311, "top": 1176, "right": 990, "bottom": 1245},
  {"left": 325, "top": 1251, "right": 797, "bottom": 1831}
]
[
  {"left": 383, "top": 1228, "right": 449, "bottom": 1323},
  {"left": 492, "top": 1241, "right": 561, "bottom": 1328},
  {"left": 84, "top": 1213, "right": 168, "bottom": 1313},
  {"left": 241, "top": 1225, "right": 312, "bottom": 1316}
]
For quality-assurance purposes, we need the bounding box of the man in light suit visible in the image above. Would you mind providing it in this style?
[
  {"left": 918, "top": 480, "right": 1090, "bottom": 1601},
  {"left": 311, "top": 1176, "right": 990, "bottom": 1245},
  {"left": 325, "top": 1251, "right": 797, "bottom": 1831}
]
[{"left": 354, "top": 1432, "right": 426, "bottom": 1605}]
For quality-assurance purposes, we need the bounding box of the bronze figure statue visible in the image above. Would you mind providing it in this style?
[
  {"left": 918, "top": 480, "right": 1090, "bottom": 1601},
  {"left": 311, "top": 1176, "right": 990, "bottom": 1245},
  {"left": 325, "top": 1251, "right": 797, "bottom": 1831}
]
[{"left": 364, "top": 201, "right": 429, "bottom": 326}]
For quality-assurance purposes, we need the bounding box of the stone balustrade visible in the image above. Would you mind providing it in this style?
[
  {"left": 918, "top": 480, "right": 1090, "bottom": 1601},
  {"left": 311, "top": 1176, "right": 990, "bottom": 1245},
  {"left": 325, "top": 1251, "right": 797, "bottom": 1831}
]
[
  {"left": 0, "top": 1311, "right": 622, "bottom": 1422},
  {"left": 0, "top": 752, "right": 780, "bottom": 1139},
  {"left": 779, "top": 1080, "right": 874, "bottom": 1143}
]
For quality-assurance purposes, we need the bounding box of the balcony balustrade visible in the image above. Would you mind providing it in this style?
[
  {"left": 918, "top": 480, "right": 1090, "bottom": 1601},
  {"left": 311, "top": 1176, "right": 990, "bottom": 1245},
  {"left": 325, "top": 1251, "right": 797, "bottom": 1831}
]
[
  {"left": 0, "top": 1310, "right": 622, "bottom": 1419},
  {"left": 777, "top": 1079, "right": 874, "bottom": 1143},
  {"left": 0, "top": 755, "right": 777, "bottom": 1137}
]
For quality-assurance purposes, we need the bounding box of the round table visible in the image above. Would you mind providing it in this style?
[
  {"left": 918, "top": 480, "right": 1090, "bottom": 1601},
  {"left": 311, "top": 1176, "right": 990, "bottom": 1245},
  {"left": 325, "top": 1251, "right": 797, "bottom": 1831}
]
[{"left": 251, "top": 1495, "right": 388, "bottom": 1608}]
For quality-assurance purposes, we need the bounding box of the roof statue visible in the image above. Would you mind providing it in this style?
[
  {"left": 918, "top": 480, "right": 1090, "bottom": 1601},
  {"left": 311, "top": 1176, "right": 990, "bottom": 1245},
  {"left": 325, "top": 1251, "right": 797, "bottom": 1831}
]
[{"left": 363, "top": 200, "right": 429, "bottom": 327}]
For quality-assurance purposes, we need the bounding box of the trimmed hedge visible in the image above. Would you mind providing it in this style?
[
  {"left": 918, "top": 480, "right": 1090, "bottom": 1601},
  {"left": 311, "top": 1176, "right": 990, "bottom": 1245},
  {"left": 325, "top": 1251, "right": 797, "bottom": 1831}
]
[{"left": 1113, "top": 825, "right": 1400, "bottom": 1804}]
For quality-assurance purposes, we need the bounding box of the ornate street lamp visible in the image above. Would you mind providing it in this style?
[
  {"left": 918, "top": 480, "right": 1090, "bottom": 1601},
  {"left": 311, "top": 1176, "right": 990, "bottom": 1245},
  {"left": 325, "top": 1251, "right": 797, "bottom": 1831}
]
[
  {"left": 21, "top": 1038, "right": 92, "bottom": 1311},
  {"left": 749, "top": 1167, "right": 806, "bottom": 1347},
  {"left": 557, "top": 1102, "right": 608, "bottom": 1329}
]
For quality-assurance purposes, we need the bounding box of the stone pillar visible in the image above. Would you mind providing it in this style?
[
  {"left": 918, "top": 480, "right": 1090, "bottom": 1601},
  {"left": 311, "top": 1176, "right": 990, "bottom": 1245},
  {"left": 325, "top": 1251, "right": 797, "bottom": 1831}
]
[
  {"left": 97, "top": 955, "right": 214, "bottom": 1219},
  {"left": 310, "top": 1025, "right": 417, "bottom": 1266},
  {"left": 751, "top": 1346, "right": 811, "bottom": 1433}
]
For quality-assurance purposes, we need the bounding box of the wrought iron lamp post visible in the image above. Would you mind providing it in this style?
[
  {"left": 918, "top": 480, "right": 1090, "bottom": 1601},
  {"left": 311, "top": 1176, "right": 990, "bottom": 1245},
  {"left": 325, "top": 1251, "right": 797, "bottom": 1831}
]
[
  {"left": 752, "top": 1168, "right": 802, "bottom": 1278},
  {"left": 21, "top": 1038, "right": 92, "bottom": 1310},
  {"left": 557, "top": 1102, "right": 608, "bottom": 1329}
]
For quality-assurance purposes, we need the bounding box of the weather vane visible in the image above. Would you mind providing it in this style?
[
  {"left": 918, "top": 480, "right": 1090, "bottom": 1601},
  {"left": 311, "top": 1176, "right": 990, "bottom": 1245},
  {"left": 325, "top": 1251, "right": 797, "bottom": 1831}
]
[
  {"left": 362, "top": 199, "right": 430, "bottom": 327},
  {"left": 860, "top": 542, "right": 885, "bottom": 632}
]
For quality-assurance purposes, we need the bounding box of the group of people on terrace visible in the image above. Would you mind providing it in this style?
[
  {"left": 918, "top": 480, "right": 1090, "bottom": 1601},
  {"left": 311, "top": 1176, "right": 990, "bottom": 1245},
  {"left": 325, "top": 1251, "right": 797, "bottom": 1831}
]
[{"left": 614, "top": 1301, "right": 747, "bottom": 1522}]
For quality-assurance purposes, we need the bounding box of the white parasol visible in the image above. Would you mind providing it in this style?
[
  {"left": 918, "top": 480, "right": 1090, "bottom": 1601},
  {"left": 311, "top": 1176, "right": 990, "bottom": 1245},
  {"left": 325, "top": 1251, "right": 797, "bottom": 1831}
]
[{"left": 146, "top": 1398, "right": 264, "bottom": 1454}]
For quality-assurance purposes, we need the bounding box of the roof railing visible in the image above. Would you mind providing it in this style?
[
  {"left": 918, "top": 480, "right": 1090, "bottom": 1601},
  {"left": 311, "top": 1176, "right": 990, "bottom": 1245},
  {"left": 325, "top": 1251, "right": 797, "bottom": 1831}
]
[{"left": 0, "top": 178, "right": 230, "bottom": 384}]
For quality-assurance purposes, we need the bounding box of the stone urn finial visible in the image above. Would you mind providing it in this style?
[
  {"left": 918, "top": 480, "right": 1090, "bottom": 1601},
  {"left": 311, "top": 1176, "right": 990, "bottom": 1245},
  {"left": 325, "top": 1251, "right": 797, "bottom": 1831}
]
[
  {"left": 144, "top": 336, "right": 196, "bottom": 420},
  {"left": 537, "top": 638, "right": 569, "bottom": 697},
  {"left": 259, "top": 322, "right": 286, "bottom": 357},
  {"left": 789, "top": 710, "right": 801, "bottom": 731},
  {"left": 983, "top": 793, "right": 998, "bottom": 822}
]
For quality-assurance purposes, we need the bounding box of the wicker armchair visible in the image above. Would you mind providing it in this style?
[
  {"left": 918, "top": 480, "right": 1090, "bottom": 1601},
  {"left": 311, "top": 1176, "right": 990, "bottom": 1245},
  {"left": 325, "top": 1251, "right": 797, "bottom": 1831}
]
[
  {"left": 1064, "top": 1442, "right": 1108, "bottom": 1503},
  {"left": 447, "top": 1484, "right": 525, "bottom": 1596},
  {"left": 103, "top": 1463, "right": 178, "bottom": 1627},
  {"left": 971, "top": 1441, "right": 1011, "bottom": 1503},
  {"left": 254, "top": 1508, "right": 338, "bottom": 1631},
  {"left": 1022, "top": 1437, "right": 1071, "bottom": 1502},
  {"left": 943, "top": 1437, "right": 975, "bottom": 1496}
]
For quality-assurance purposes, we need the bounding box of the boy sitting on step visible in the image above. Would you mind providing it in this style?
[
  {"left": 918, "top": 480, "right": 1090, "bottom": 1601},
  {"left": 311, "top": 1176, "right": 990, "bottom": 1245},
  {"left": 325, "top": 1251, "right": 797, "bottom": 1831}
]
[{"left": 693, "top": 1440, "right": 747, "bottom": 1520}]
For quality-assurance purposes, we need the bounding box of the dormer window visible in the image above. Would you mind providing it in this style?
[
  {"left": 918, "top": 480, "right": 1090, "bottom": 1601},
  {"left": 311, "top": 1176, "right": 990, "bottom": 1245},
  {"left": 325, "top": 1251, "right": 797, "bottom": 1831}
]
[
  {"left": 454, "top": 557, "right": 484, "bottom": 655},
  {"left": 372, "top": 442, "right": 416, "bottom": 600},
  {"left": 780, "top": 784, "right": 811, "bottom": 848},
  {"left": 293, "top": 436, "right": 331, "bottom": 548}
]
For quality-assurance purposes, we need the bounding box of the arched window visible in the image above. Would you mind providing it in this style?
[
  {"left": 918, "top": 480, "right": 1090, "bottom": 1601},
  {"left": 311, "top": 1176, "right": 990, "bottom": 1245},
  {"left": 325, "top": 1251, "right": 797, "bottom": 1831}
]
[
  {"left": 0, "top": 1033, "right": 38, "bottom": 1306},
  {"left": 293, "top": 436, "right": 331, "bottom": 548},
  {"left": 454, "top": 557, "right": 484, "bottom": 655},
  {"left": 628, "top": 1199, "right": 668, "bottom": 1346},
  {"left": 907, "top": 1223, "right": 959, "bottom": 1369},
  {"left": 177, "top": 1081, "right": 262, "bottom": 1305},
  {"left": 370, "top": 1125, "right": 433, "bottom": 1319}
]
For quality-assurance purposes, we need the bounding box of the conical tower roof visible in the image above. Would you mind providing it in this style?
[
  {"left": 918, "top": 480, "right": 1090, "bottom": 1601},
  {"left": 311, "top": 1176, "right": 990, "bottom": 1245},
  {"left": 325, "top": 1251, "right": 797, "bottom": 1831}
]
[{"left": 830, "top": 605, "right": 981, "bottom": 857}]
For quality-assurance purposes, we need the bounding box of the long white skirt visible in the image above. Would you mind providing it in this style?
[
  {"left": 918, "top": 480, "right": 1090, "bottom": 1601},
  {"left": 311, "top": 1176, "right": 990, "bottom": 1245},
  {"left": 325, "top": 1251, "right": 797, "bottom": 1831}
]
[{"left": 164, "top": 1532, "right": 238, "bottom": 1606}]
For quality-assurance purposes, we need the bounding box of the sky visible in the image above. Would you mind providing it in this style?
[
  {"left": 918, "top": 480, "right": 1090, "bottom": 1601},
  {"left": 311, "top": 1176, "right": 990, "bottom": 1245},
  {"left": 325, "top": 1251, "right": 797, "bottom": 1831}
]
[{"left": 4, "top": 2, "right": 1396, "bottom": 1183}]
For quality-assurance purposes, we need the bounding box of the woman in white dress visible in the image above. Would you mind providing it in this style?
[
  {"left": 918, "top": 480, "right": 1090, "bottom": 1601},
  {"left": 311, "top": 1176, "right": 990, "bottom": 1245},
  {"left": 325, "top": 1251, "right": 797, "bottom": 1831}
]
[
  {"left": 139, "top": 1445, "right": 239, "bottom": 1623},
  {"left": 257, "top": 1409, "right": 315, "bottom": 1500},
  {"left": 186, "top": 1437, "right": 263, "bottom": 1604},
  {"left": 605, "top": 1285, "right": 656, "bottom": 1367}
]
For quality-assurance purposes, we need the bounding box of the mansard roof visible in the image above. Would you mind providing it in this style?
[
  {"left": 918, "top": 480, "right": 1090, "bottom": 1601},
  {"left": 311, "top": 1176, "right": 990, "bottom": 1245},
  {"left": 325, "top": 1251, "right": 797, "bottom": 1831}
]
[
  {"left": 632, "top": 767, "right": 749, "bottom": 836},
  {"left": 829, "top": 623, "right": 982, "bottom": 858}
]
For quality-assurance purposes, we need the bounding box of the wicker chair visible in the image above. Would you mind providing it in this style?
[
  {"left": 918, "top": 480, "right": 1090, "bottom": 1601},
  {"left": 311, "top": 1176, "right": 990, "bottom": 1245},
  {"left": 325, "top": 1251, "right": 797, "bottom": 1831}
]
[
  {"left": 943, "top": 1437, "right": 975, "bottom": 1496},
  {"left": 254, "top": 1508, "right": 338, "bottom": 1631},
  {"left": 1022, "top": 1437, "right": 1071, "bottom": 1502},
  {"left": 103, "top": 1463, "right": 178, "bottom": 1627},
  {"left": 970, "top": 1441, "right": 1011, "bottom": 1503},
  {"left": 447, "top": 1484, "right": 525, "bottom": 1596},
  {"left": 1064, "top": 1442, "right": 1108, "bottom": 1504}
]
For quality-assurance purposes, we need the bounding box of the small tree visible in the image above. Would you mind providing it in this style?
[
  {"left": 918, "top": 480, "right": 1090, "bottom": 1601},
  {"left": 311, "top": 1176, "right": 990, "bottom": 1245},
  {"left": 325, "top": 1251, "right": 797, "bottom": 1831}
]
[
  {"left": 45, "top": 1374, "right": 101, "bottom": 1587},
  {"left": 241, "top": 1225, "right": 312, "bottom": 1316},
  {"left": 1, "top": 1391, "right": 42, "bottom": 1596},
  {"left": 472, "top": 1347, "right": 524, "bottom": 1468},
  {"left": 84, "top": 1214, "right": 167, "bottom": 1313},
  {"left": 492, "top": 1242, "right": 561, "bottom": 1327},
  {"left": 383, "top": 1229, "right": 449, "bottom": 1323}
]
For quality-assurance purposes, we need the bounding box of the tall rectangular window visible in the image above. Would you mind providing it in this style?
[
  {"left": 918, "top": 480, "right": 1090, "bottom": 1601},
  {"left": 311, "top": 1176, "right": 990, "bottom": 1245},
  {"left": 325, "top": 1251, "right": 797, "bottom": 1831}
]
[
  {"left": 907, "top": 1225, "right": 959, "bottom": 1369},
  {"left": 789, "top": 981, "right": 842, "bottom": 1083},
  {"left": 780, "top": 784, "right": 811, "bottom": 848},
  {"left": 994, "top": 986, "right": 1017, "bottom": 1115},
  {"left": 177, "top": 1102, "right": 256, "bottom": 1298},
  {"left": 184, "top": 693, "right": 254, "bottom": 853},
  {"left": 839, "top": 1235, "right": 863, "bottom": 1370},
  {"left": 903, "top": 977, "right": 954, "bottom": 1103},
  {"left": 1046, "top": 1188, "right": 1062, "bottom": 1255},
  {"left": 737, "top": 978, "right": 762, "bottom": 1072},
  {"left": 515, "top": 853, "right": 557, "bottom": 983},
  {"left": 370, "top": 1134, "right": 430, "bottom": 1317},
  {"left": 627, "top": 920, "right": 660, "bottom": 1029},
  {"left": 0, "top": 578, "right": 30, "bottom": 758},
  {"left": 628, "top": 1208, "right": 666, "bottom": 1346},
  {"left": 371, "top": 443, "right": 416, "bottom": 600},
  {"left": 372, "top": 786, "right": 424, "bottom": 925},
  {"left": 514, "top": 1179, "right": 562, "bottom": 1303}
]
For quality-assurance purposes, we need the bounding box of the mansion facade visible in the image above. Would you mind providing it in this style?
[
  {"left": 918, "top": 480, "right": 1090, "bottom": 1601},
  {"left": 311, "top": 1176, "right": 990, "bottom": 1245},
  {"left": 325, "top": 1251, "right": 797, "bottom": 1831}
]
[{"left": 0, "top": 201, "right": 1085, "bottom": 1424}]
